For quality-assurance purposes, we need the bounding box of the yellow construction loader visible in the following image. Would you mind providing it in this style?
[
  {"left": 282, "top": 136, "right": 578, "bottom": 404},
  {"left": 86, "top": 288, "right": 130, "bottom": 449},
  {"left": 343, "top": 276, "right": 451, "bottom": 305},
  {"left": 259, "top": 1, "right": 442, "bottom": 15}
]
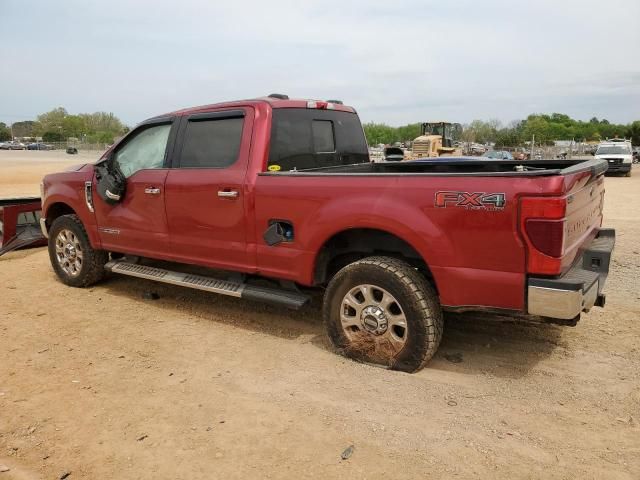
[{"left": 410, "top": 122, "right": 462, "bottom": 158}]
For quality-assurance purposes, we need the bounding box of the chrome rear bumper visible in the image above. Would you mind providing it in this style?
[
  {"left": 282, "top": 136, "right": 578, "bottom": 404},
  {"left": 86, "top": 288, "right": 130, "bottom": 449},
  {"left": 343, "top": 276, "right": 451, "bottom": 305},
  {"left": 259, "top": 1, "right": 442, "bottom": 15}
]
[{"left": 527, "top": 229, "right": 615, "bottom": 320}]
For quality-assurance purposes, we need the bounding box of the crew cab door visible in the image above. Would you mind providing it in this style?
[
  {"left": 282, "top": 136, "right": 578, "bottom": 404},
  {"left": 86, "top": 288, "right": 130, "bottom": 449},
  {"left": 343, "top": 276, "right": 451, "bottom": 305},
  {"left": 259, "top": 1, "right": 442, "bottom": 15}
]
[
  {"left": 93, "top": 118, "right": 177, "bottom": 257},
  {"left": 164, "top": 108, "right": 254, "bottom": 272}
]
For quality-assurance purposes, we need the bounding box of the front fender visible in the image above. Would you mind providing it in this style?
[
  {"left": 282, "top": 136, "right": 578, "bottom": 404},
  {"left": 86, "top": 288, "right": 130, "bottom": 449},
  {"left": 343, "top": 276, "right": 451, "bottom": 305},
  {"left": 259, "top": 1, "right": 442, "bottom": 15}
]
[{"left": 43, "top": 172, "right": 100, "bottom": 248}]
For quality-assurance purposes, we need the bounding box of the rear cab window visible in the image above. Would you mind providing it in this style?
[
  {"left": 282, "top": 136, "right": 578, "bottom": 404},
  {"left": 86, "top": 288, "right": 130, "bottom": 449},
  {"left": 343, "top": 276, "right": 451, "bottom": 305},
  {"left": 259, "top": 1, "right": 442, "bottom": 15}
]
[{"left": 268, "top": 109, "right": 369, "bottom": 171}]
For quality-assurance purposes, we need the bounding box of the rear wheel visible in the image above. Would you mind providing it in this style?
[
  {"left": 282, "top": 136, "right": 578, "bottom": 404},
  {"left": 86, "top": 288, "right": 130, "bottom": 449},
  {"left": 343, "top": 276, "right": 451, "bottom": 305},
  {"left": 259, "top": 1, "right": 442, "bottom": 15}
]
[
  {"left": 323, "top": 256, "right": 443, "bottom": 372},
  {"left": 48, "top": 214, "right": 108, "bottom": 287}
]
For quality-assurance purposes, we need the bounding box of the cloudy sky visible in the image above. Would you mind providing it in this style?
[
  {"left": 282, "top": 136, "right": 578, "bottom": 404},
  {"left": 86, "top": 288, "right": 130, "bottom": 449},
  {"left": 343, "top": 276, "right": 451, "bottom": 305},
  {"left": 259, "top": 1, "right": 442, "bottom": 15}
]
[{"left": 1, "top": 0, "right": 639, "bottom": 127}]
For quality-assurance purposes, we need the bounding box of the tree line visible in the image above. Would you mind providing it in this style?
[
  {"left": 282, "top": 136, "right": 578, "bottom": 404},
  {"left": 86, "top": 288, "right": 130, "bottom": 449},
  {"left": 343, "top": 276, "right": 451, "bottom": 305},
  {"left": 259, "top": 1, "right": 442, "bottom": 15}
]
[
  {"left": 364, "top": 114, "right": 640, "bottom": 147},
  {"left": 0, "top": 107, "right": 129, "bottom": 143}
]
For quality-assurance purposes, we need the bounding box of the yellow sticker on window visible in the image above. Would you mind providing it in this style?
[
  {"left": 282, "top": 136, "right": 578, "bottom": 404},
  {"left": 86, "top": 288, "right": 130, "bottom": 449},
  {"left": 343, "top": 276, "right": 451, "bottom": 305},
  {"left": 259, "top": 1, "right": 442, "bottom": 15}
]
[{"left": 268, "top": 164, "right": 281, "bottom": 172}]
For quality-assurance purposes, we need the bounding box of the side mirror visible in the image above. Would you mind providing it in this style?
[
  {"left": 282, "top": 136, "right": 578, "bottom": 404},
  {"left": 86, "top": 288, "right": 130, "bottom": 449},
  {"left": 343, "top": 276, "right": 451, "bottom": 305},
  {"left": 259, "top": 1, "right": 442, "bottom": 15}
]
[{"left": 95, "top": 154, "right": 126, "bottom": 205}]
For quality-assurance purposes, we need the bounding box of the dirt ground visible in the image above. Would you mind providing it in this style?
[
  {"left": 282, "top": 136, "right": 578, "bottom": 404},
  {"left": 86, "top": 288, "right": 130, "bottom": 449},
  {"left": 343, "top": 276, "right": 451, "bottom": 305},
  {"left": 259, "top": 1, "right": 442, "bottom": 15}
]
[
  {"left": 1, "top": 152, "right": 638, "bottom": 479},
  {"left": 0, "top": 150, "right": 101, "bottom": 198}
]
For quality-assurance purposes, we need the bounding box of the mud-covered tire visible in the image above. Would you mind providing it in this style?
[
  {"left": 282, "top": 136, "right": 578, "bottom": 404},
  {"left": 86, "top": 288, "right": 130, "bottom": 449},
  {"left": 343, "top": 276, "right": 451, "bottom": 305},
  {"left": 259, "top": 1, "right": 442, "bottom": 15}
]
[
  {"left": 48, "top": 214, "right": 108, "bottom": 287},
  {"left": 323, "top": 256, "right": 443, "bottom": 373}
]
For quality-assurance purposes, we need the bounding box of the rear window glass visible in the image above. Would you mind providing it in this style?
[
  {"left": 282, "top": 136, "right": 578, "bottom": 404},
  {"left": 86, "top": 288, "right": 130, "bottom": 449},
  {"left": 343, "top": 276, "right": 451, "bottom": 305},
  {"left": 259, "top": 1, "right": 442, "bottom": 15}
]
[
  {"left": 179, "top": 117, "right": 243, "bottom": 168},
  {"left": 268, "top": 109, "right": 368, "bottom": 171},
  {"left": 312, "top": 120, "right": 335, "bottom": 153}
]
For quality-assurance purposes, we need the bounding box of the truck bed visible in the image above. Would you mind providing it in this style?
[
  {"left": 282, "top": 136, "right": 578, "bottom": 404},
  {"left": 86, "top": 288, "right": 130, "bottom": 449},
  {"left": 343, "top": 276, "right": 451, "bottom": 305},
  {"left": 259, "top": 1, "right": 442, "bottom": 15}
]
[
  {"left": 254, "top": 156, "right": 608, "bottom": 311},
  {"left": 259, "top": 158, "right": 608, "bottom": 177}
]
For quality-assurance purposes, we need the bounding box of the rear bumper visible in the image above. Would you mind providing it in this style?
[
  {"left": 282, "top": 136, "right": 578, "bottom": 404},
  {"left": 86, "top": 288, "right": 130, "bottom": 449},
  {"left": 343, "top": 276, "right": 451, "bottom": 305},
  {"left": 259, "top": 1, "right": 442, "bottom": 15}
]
[{"left": 527, "top": 229, "right": 615, "bottom": 320}]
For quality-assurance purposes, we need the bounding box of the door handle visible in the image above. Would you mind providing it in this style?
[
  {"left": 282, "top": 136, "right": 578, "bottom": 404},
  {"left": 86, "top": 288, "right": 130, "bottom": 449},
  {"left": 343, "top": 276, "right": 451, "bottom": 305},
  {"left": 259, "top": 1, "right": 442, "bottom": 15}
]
[
  {"left": 218, "top": 190, "right": 239, "bottom": 199},
  {"left": 144, "top": 187, "right": 161, "bottom": 195}
]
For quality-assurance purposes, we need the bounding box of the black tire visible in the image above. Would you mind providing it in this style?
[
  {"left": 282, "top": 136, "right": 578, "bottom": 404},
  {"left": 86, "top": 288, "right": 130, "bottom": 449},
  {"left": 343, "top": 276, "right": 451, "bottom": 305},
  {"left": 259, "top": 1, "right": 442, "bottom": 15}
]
[
  {"left": 323, "top": 256, "right": 443, "bottom": 373},
  {"left": 48, "top": 214, "right": 108, "bottom": 287}
]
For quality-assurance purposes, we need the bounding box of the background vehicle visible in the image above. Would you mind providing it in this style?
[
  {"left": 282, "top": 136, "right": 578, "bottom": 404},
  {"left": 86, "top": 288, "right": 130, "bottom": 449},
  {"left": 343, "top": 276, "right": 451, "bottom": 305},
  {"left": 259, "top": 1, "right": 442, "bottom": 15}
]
[
  {"left": 37, "top": 95, "right": 615, "bottom": 372},
  {"left": 482, "top": 150, "right": 514, "bottom": 160},
  {"left": 0, "top": 141, "right": 26, "bottom": 150},
  {"left": 409, "top": 122, "right": 463, "bottom": 158},
  {"left": 27, "top": 142, "right": 54, "bottom": 151},
  {"left": 594, "top": 139, "right": 633, "bottom": 176},
  {"left": 383, "top": 146, "right": 405, "bottom": 161}
]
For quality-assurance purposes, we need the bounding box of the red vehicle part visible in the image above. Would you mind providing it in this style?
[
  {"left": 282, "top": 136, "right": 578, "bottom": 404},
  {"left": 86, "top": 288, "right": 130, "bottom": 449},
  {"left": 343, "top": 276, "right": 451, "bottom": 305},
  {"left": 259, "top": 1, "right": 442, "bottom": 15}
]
[
  {"left": 0, "top": 197, "right": 46, "bottom": 257},
  {"left": 40, "top": 98, "right": 612, "bottom": 315}
]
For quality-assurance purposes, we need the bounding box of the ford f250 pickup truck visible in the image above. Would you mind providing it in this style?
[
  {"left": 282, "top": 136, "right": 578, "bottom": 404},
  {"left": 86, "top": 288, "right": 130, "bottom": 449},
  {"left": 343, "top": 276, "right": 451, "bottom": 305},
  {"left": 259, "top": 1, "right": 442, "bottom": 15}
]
[{"left": 39, "top": 94, "right": 615, "bottom": 372}]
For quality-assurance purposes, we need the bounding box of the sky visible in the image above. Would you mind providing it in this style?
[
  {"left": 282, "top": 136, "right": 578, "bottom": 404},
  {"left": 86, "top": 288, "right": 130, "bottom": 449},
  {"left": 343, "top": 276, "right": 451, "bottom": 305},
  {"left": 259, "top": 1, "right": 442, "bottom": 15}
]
[{"left": 1, "top": 0, "right": 639, "bottom": 128}]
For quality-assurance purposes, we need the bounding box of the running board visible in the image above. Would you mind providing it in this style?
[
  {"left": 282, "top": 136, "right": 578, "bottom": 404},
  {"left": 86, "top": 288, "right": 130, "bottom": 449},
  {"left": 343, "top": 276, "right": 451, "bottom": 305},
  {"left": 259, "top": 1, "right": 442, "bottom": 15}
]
[{"left": 104, "top": 260, "right": 310, "bottom": 310}]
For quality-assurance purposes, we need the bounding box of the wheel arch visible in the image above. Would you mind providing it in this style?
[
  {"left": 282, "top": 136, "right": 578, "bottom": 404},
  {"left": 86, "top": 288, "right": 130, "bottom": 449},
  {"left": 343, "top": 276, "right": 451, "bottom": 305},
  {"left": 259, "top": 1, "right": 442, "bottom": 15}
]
[
  {"left": 313, "top": 227, "right": 438, "bottom": 292},
  {"left": 44, "top": 202, "right": 77, "bottom": 227},
  {"left": 43, "top": 198, "right": 101, "bottom": 249}
]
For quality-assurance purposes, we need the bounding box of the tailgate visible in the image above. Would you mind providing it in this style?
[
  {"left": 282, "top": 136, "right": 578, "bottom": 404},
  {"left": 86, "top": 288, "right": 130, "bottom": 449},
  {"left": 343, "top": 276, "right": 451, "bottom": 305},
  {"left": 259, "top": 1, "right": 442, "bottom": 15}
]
[{"left": 562, "top": 175, "right": 605, "bottom": 272}]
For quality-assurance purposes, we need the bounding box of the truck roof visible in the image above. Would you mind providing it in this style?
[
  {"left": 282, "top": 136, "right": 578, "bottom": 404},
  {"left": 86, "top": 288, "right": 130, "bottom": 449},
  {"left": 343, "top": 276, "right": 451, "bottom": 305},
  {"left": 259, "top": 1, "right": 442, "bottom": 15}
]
[{"left": 157, "top": 95, "right": 357, "bottom": 120}]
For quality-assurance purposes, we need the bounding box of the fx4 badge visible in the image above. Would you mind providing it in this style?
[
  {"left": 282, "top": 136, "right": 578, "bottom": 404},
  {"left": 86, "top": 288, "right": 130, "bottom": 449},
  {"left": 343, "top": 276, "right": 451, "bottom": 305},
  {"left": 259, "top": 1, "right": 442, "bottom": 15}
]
[{"left": 435, "top": 191, "right": 506, "bottom": 210}]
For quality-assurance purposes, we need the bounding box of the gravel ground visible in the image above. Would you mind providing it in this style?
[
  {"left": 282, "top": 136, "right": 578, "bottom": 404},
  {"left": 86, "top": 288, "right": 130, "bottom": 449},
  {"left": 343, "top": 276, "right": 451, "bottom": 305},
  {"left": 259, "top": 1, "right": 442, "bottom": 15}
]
[{"left": 0, "top": 151, "right": 638, "bottom": 479}]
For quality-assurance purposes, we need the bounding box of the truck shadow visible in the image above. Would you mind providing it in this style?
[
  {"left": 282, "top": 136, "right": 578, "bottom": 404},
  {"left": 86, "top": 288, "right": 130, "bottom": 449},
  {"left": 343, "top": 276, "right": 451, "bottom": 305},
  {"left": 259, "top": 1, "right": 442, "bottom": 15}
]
[
  {"left": 103, "top": 276, "right": 566, "bottom": 379},
  {"left": 427, "top": 313, "right": 566, "bottom": 379}
]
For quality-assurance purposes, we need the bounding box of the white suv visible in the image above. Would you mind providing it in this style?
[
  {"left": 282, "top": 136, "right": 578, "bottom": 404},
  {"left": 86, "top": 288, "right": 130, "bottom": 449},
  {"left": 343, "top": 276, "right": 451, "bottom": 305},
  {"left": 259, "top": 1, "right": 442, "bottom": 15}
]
[{"left": 595, "top": 139, "right": 633, "bottom": 176}]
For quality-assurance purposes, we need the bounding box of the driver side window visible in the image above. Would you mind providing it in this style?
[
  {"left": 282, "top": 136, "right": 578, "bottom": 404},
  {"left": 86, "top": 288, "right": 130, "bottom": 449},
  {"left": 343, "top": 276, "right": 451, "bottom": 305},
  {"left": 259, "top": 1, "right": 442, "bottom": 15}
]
[{"left": 115, "top": 124, "right": 171, "bottom": 177}]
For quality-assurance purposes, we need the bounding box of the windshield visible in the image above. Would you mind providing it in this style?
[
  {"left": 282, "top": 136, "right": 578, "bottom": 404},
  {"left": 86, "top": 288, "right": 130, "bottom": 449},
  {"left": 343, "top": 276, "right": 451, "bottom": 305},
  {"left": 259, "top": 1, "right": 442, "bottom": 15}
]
[{"left": 596, "top": 145, "right": 630, "bottom": 155}]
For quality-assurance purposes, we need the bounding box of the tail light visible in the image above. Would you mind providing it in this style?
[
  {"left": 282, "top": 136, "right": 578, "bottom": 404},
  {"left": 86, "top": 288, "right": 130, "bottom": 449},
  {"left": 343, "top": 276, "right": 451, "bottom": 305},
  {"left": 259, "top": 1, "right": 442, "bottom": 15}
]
[{"left": 520, "top": 196, "right": 567, "bottom": 275}]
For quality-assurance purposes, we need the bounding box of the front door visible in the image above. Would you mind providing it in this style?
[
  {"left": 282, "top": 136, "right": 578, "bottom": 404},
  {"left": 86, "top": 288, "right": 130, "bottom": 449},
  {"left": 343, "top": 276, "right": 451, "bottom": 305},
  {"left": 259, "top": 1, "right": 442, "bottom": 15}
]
[
  {"left": 164, "top": 108, "right": 254, "bottom": 272},
  {"left": 93, "top": 120, "right": 176, "bottom": 258}
]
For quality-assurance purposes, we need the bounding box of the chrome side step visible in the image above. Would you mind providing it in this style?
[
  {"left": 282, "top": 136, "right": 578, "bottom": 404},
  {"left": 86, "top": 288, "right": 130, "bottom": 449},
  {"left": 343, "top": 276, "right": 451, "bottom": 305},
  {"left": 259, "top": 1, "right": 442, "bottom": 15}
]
[{"left": 104, "top": 260, "right": 310, "bottom": 310}]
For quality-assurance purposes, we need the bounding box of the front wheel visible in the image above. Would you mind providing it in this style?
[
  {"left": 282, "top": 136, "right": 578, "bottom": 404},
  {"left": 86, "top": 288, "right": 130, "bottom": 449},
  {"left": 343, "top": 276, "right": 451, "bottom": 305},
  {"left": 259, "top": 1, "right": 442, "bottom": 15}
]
[
  {"left": 323, "top": 256, "right": 443, "bottom": 372},
  {"left": 48, "top": 214, "right": 108, "bottom": 287}
]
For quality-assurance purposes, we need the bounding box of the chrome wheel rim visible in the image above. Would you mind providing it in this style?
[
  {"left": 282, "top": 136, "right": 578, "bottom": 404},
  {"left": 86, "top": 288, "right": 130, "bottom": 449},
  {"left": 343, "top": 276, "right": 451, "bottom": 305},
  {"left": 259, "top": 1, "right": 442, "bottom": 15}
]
[
  {"left": 55, "top": 229, "right": 83, "bottom": 277},
  {"left": 340, "top": 284, "right": 408, "bottom": 354}
]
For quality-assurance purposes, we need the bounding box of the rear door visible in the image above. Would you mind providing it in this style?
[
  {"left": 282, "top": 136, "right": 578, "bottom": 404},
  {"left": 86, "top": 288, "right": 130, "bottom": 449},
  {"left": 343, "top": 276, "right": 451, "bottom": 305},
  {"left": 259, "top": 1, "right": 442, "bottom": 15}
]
[
  {"left": 164, "top": 108, "right": 254, "bottom": 272},
  {"left": 93, "top": 119, "right": 177, "bottom": 257}
]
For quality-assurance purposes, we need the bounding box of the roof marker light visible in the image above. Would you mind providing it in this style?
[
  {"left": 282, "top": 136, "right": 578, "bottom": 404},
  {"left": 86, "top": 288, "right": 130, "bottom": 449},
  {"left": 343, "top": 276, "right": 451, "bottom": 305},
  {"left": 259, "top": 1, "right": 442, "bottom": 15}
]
[{"left": 307, "top": 100, "right": 334, "bottom": 110}]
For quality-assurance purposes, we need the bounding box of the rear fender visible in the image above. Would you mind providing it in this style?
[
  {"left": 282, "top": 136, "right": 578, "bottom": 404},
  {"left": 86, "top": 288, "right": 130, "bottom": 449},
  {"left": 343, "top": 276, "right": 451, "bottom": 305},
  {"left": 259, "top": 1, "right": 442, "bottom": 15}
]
[{"left": 306, "top": 195, "right": 450, "bottom": 283}]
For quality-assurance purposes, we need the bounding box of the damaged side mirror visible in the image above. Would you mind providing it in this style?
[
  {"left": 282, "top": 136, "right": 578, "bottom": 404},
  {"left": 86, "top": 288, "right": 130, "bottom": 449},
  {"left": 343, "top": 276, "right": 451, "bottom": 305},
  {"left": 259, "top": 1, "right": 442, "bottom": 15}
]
[{"left": 95, "top": 155, "right": 127, "bottom": 205}]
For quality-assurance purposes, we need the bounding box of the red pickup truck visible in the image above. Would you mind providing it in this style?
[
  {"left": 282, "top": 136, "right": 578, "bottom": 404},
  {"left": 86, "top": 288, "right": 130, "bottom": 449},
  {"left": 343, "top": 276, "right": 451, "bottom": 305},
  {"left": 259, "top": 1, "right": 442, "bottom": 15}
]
[{"left": 40, "top": 94, "right": 615, "bottom": 372}]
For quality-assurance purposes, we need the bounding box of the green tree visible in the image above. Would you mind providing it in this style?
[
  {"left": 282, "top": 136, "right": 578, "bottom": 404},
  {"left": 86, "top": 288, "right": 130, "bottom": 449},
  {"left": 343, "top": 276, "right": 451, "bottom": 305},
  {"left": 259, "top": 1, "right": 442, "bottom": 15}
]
[
  {"left": 626, "top": 121, "right": 640, "bottom": 145},
  {"left": 42, "top": 131, "right": 65, "bottom": 142},
  {"left": 62, "top": 115, "right": 87, "bottom": 138},
  {"left": 494, "top": 128, "right": 521, "bottom": 147},
  {"left": 363, "top": 122, "right": 398, "bottom": 145},
  {"left": 0, "top": 122, "right": 11, "bottom": 141},
  {"left": 11, "top": 121, "right": 39, "bottom": 138},
  {"left": 36, "top": 107, "right": 68, "bottom": 134},
  {"left": 522, "top": 116, "right": 553, "bottom": 145}
]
